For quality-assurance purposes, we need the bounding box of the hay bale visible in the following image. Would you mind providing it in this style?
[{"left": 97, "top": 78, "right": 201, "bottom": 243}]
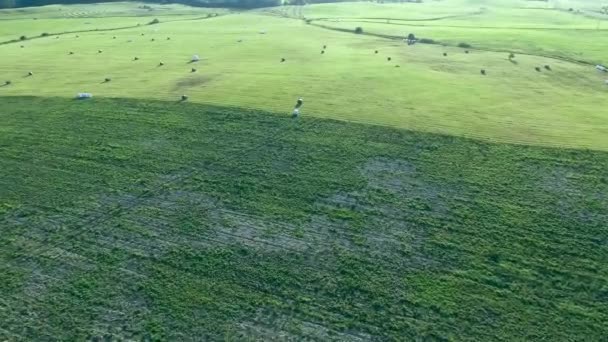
[
  {"left": 544, "top": 65, "right": 551, "bottom": 71},
  {"left": 481, "top": 69, "right": 486, "bottom": 75},
  {"left": 76, "top": 92, "right": 92, "bottom": 99}
]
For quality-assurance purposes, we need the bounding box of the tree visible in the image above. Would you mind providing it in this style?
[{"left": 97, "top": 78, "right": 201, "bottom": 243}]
[
  {"left": 407, "top": 33, "right": 416, "bottom": 41},
  {"left": 509, "top": 52, "right": 515, "bottom": 60},
  {"left": 355, "top": 27, "right": 363, "bottom": 34}
]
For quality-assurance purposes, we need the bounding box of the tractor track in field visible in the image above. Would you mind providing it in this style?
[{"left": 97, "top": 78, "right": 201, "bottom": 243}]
[
  {"left": 315, "top": 17, "right": 608, "bottom": 31},
  {"left": 0, "top": 14, "right": 223, "bottom": 46}
]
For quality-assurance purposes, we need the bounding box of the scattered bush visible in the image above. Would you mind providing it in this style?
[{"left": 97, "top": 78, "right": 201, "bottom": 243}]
[
  {"left": 149, "top": 18, "right": 160, "bottom": 25},
  {"left": 544, "top": 65, "right": 551, "bottom": 71},
  {"left": 159, "top": 62, "right": 164, "bottom": 66},
  {"left": 133, "top": 57, "right": 139, "bottom": 60},
  {"left": 465, "top": 50, "right": 469, "bottom": 54},
  {"left": 535, "top": 67, "right": 541, "bottom": 72},
  {"left": 321, "top": 50, "right": 325, "bottom": 54},
  {"left": 355, "top": 27, "right": 363, "bottom": 34},
  {"left": 375, "top": 50, "right": 378, "bottom": 54},
  {"left": 27, "top": 72, "right": 33, "bottom": 76},
  {"left": 387, "top": 57, "right": 391, "bottom": 61},
  {"left": 19, "top": 35, "right": 27, "bottom": 41},
  {"left": 407, "top": 33, "right": 416, "bottom": 41},
  {"left": 5, "top": 80, "right": 11, "bottom": 85},
  {"left": 41, "top": 32, "right": 49, "bottom": 37},
  {"left": 191, "top": 68, "right": 197, "bottom": 72},
  {"left": 281, "top": 58, "right": 286, "bottom": 62},
  {"left": 104, "top": 78, "right": 111, "bottom": 82},
  {"left": 69, "top": 51, "right": 74, "bottom": 55},
  {"left": 443, "top": 52, "right": 447, "bottom": 56},
  {"left": 458, "top": 42, "right": 472, "bottom": 49},
  {"left": 418, "top": 38, "right": 436, "bottom": 44},
  {"left": 509, "top": 52, "right": 515, "bottom": 59},
  {"left": 480, "top": 69, "right": 486, "bottom": 75},
  {"left": 305, "top": 19, "right": 312, "bottom": 24},
  {"left": 181, "top": 95, "right": 188, "bottom": 101}
]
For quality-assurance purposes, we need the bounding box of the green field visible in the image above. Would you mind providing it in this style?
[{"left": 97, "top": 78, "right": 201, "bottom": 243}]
[
  {"left": 1, "top": 1, "right": 607, "bottom": 149},
  {"left": 1, "top": 1, "right": 608, "bottom": 340}
]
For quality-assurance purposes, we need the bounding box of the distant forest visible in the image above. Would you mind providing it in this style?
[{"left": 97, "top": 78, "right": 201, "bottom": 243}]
[{"left": 0, "top": 0, "right": 352, "bottom": 9}]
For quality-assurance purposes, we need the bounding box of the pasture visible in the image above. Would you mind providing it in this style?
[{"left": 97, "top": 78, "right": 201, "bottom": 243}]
[
  {"left": 1, "top": 1, "right": 608, "bottom": 340},
  {"left": 1, "top": 1, "right": 607, "bottom": 149}
]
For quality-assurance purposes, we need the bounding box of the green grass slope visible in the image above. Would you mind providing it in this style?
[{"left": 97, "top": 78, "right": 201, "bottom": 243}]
[
  {"left": 1, "top": 5, "right": 607, "bottom": 150},
  {"left": 1, "top": 97, "right": 607, "bottom": 340}
]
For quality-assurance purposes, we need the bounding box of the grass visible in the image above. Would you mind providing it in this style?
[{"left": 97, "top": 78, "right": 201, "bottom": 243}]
[
  {"left": 1, "top": 96, "right": 607, "bottom": 340},
  {"left": 1, "top": 1, "right": 608, "bottom": 339},
  {"left": 1, "top": 1, "right": 607, "bottom": 151}
]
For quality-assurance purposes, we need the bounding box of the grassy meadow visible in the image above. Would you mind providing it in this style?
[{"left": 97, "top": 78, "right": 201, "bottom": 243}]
[
  {"left": 1, "top": 96, "right": 608, "bottom": 340},
  {"left": 1, "top": 1, "right": 607, "bottom": 149},
  {"left": 1, "top": 0, "right": 608, "bottom": 340}
]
